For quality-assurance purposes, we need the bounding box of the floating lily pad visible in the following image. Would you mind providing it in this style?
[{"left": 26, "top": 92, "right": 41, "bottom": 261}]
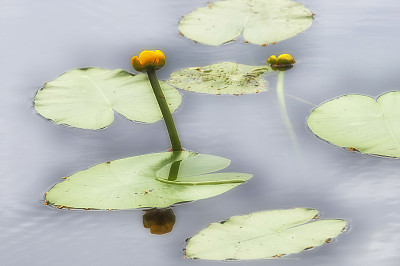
[
  {"left": 46, "top": 151, "right": 252, "bottom": 209},
  {"left": 185, "top": 208, "right": 346, "bottom": 260},
  {"left": 34, "top": 68, "right": 181, "bottom": 129},
  {"left": 178, "top": 0, "right": 313, "bottom": 46},
  {"left": 307, "top": 92, "right": 400, "bottom": 157},
  {"left": 166, "top": 62, "right": 271, "bottom": 95}
]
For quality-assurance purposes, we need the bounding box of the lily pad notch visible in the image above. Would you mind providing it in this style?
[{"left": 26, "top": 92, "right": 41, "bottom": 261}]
[
  {"left": 185, "top": 208, "right": 347, "bottom": 260},
  {"left": 178, "top": 0, "right": 314, "bottom": 46},
  {"left": 34, "top": 67, "right": 181, "bottom": 130},
  {"left": 307, "top": 91, "right": 400, "bottom": 158}
]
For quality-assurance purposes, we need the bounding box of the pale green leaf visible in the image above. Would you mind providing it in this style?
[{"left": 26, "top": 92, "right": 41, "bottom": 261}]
[
  {"left": 307, "top": 92, "right": 400, "bottom": 157},
  {"left": 166, "top": 62, "right": 271, "bottom": 95},
  {"left": 156, "top": 154, "right": 249, "bottom": 185},
  {"left": 186, "top": 208, "right": 346, "bottom": 260},
  {"left": 34, "top": 68, "right": 181, "bottom": 129},
  {"left": 178, "top": 0, "right": 313, "bottom": 46},
  {"left": 45, "top": 151, "right": 252, "bottom": 209}
]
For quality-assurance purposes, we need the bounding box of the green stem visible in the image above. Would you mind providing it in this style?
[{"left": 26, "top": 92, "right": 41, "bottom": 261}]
[
  {"left": 167, "top": 160, "right": 182, "bottom": 181},
  {"left": 147, "top": 68, "right": 182, "bottom": 151},
  {"left": 276, "top": 71, "right": 298, "bottom": 147}
]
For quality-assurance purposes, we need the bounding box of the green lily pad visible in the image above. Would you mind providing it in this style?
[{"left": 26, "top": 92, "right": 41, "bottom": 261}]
[
  {"left": 166, "top": 62, "right": 271, "bottom": 95},
  {"left": 34, "top": 68, "right": 181, "bottom": 129},
  {"left": 185, "top": 208, "right": 346, "bottom": 260},
  {"left": 45, "top": 151, "right": 252, "bottom": 209},
  {"left": 178, "top": 0, "right": 313, "bottom": 46},
  {"left": 307, "top": 92, "right": 400, "bottom": 157}
]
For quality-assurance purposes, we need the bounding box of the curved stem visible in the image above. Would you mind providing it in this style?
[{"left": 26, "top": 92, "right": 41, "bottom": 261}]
[
  {"left": 147, "top": 68, "right": 182, "bottom": 151},
  {"left": 276, "top": 71, "right": 298, "bottom": 147}
]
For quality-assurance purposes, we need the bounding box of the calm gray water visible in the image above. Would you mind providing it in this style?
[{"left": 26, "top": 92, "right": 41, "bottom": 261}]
[{"left": 1, "top": 0, "right": 400, "bottom": 265}]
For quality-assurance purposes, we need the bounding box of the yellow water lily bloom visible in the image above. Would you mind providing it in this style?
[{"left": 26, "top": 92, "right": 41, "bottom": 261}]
[
  {"left": 267, "top": 54, "right": 295, "bottom": 71},
  {"left": 132, "top": 50, "right": 166, "bottom": 72},
  {"left": 267, "top": 54, "right": 295, "bottom": 66}
]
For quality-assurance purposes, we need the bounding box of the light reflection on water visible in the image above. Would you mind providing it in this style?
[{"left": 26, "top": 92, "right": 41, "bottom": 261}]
[{"left": 1, "top": 0, "right": 400, "bottom": 265}]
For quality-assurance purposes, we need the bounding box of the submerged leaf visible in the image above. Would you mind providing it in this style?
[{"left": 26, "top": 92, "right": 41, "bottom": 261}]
[
  {"left": 166, "top": 62, "right": 271, "bottom": 95},
  {"left": 178, "top": 0, "right": 313, "bottom": 46},
  {"left": 45, "top": 151, "right": 252, "bottom": 209},
  {"left": 34, "top": 68, "right": 181, "bottom": 129},
  {"left": 185, "top": 208, "right": 346, "bottom": 260},
  {"left": 307, "top": 92, "right": 400, "bottom": 157}
]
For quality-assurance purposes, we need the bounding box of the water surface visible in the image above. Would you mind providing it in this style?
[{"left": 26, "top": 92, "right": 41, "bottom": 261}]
[{"left": 1, "top": 0, "right": 400, "bottom": 265}]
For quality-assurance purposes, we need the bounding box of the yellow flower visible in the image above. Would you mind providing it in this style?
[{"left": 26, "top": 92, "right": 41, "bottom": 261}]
[
  {"left": 267, "top": 54, "right": 295, "bottom": 66},
  {"left": 132, "top": 50, "right": 165, "bottom": 72},
  {"left": 267, "top": 54, "right": 295, "bottom": 71}
]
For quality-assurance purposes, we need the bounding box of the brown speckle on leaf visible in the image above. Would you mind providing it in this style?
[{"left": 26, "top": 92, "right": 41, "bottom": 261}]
[{"left": 348, "top": 147, "right": 359, "bottom": 152}]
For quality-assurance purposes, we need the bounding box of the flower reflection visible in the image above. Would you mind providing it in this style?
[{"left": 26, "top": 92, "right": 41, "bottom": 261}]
[{"left": 143, "top": 208, "right": 176, "bottom": 235}]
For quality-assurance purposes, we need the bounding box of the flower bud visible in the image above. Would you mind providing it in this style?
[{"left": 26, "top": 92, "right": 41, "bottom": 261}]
[
  {"left": 267, "top": 54, "right": 295, "bottom": 71},
  {"left": 132, "top": 50, "right": 166, "bottom": 72}
]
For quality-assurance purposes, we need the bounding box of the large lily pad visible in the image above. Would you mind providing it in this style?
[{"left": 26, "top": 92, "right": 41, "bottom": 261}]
[
  {"left": 166, "top": 62, "right": 271, "bottom": 95},
  {"left": 185, "top": 208, "right": 346, "bottom": 260},
  {"left": 307, "top": 92, "right": 400, "bottom": 157},
  {"left": 45, "top": 151, "right": 252, "bottom": 209},
  {"left": 178, "top": 0, "right": 313, "bottom": 46},
  {"left": 34, "top": 68, "right": 181, "bottom": 129}
]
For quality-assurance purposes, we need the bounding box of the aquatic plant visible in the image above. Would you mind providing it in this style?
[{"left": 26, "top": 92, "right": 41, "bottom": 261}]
[
  {"left": 37, "top": 50, "right": 252, "bottom": 210},
  {"left": 178, "top": 0, "right": 314, "bottom": 46}
]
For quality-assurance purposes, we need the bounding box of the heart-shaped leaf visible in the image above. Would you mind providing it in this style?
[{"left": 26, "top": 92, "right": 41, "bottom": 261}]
[
  {"left": 45, "top": 151, "right": 252, "bottom": 209},
  {"left": 34, "top": 68, "right": 181, "bottom": 129},
  {"left": 178, "top": 0, "right": 313, "bottom": 46},
  {"left": 185, "top": 208, "right": 346, "bottom": 260},
  {"left": 166, "top": 62, "right": 271, "bottom": 95},
  {"left": 307, "top": 92, "right": 400, "bottom": 157}
]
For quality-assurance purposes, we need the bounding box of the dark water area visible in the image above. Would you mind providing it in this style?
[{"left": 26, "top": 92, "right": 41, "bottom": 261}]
[{"left": 1, "top": 0, "right": 400, "bottom": 265}]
